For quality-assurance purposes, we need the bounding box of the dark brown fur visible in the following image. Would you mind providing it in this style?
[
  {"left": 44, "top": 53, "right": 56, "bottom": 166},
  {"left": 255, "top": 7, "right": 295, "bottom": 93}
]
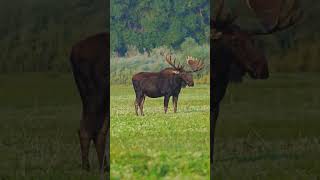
[
  {"left": 211, "top": 0, "right": 302, "bottom": 178},
  {"left": 70, "top": 32, "right": 109, "bottom": 172},
  {"left": 132, "top": 67, "right": 194, "bottom": 115}
]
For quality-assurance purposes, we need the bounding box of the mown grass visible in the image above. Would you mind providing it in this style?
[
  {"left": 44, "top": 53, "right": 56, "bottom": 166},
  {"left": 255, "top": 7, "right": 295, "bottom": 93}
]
[{"left": 0, "top": 73, "right": 319, "bottom": 179}]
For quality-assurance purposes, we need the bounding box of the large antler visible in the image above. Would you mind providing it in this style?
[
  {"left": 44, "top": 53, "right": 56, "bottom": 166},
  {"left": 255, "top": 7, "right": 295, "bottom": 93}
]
[
  {"left": 164, "top": 54, "right": 184, "bottom": 70},
  {"left": 248, "top": 0, "right": 303, "bottom": 35},
  {"left": 212, "top": 0, "right": 237, "bottom": 30},
  {"left": 186, "top": 56, "right": 205, "bottom": 73}
]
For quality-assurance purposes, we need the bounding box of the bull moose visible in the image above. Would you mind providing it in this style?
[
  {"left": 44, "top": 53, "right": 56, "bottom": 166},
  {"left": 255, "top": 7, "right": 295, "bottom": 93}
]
[
  {"left": 70, "top": 32, "right": 109, "bottom": 173},
  {"left": 211, "top": 0, "right": 302, "bottom": 178},
  {"left": 132, "top": 54, "right": 205, "bottom": 115}
]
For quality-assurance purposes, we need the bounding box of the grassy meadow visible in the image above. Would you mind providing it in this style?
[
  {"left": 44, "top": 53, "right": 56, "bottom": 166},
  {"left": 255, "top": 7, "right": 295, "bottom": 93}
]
[
  {"left": 0, "top": 72, "right": 319, "bottom": 179},
  {"left": 215, "top": 73, "right": 320, "bottom": 179},
  {"left": 110, "top": 84, "right": 210, "bottom": 179},
  {"left": 0, "top": 73, "right": 104, "bottom": 180}
]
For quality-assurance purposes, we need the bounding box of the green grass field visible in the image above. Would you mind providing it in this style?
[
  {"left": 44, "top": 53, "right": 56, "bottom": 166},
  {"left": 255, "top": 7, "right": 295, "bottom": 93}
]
[
  {"left": 110, "top": 84, "right": 210, "bottom": 179},
  {"left": 215, "top": 73, "right": 320, "bottom": 179},
  {"left": 0, "top": 73, "right": 320, "bottom": 179},
  {"left": 0, "top": 73, "right": 103, "bottom": 180}
]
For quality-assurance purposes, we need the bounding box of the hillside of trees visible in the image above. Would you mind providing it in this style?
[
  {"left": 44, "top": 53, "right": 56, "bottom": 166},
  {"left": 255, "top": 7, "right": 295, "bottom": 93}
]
[
  {"left": 110, "top": 0, "right": 209, "bottom": 56},
  {"left": 0, "top": 0, "right": 319, "bottom": 74}
]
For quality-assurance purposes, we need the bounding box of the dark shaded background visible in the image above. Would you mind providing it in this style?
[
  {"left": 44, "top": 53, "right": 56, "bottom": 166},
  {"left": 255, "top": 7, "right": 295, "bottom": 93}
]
[
  {"left": 212, "top": 0, "right": 320, "bottom": 179},
  {"left": 225, "top": 0, "right": 320, "bottom": 72},
  {"left": 0, "top": 0, "right": 107, "bottom": 73},
  {"left": 0, "top": 0, "right": 109, "bottom": 178}
]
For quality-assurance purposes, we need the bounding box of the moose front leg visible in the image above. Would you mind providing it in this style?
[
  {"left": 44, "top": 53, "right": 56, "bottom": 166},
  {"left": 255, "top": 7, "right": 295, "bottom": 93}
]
[
  {"left": 211, "top": 104, "right": 219, "bottom": 179},
  {"left": 164, "top": 95, "right": 170, "bottom": 113},
  {"left": 94, "top": 124, "right": 109, "bottom": 173},
  {"left": 78, "top": 128, "right": 90, "bottom": 171},
  {"left": 172, "top": 96, "right": 179, "bottom": 113}
]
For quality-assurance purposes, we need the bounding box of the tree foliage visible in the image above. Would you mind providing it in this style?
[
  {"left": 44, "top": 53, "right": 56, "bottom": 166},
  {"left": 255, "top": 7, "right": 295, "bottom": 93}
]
[
  {"left": 0, "top": 0, "right": 319, "bottom": 73},
  {"left": 110, "top": 0, "right": 210, "bottom": 55}
]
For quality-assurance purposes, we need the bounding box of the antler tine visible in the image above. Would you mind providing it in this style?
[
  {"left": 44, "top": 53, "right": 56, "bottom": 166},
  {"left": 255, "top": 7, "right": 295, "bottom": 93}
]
[
  {"left": 172, "top": 56, "right": 177, "bottom": 68},
  {"left": 195, "top": 60, "right": 205, "bottom": 71},
  {"left": 194, "top": 61, "right": 205, "bottom": 72},
  {"left": 214, "top": 0, "right": 225, "bottom": 22},
  {"left": 277, "top": 0, "right": 303, "bottom": 29},
  {"left": 186, "top": 56, "right": 205, "bottom": 72},
  {"left": 249, "top": 0, "right": 303, "bottom": 35},
  {"left": 165, "top": 53, "right": 178, "bottom": 69},
  {"left": 176, "top": 58, "right": 183, "bottom": 70},
  {"left": 165, "top": 54, "right": 171, "bottom": 67},
  {"left": 171, "top": 55, "right": 174, "bottom": 65},
  {"left": 213, "top": 0, "right": 237, "bottom": 28}
]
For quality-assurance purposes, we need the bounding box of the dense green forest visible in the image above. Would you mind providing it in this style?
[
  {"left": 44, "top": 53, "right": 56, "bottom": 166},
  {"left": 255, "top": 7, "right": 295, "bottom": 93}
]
[
  {"left": 110, "top": 0, "right": 210, "bottom": 55},
  {"left": 0, "top": 0, "right": 319, "bottom": 74}
]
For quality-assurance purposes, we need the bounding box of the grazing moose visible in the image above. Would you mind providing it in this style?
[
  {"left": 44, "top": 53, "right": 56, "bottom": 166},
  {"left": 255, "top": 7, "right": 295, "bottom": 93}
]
[
  {"left": 211, "top": 0, "right": 302, "bottom": 178},
  {"left": 132, "top": 54, "right": 204, "bottom": 115},
  {"left": 70, "top": 32, "right": 109, "bottom": 173}
]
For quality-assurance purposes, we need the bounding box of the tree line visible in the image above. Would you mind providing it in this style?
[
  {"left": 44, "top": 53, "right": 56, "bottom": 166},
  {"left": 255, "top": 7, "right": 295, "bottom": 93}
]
[
  {"left": 110, "top": 0, "right": 210, "bottom": 56},
  {"left": 0, "top": 0, "right": 319, "bottom": 73}
]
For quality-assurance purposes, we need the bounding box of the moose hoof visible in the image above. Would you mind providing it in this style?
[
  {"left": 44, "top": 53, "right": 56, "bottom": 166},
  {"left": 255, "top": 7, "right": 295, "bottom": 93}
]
[{"left": 103, "top": 164, "right": 110, "bottom": 173}]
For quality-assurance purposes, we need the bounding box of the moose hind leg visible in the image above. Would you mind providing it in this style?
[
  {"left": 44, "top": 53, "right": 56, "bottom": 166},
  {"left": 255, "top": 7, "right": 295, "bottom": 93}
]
[
  {"left": 139, "top": 96, "right": 145, "bottom": 116},
  {"left": 94, "top": 130, "right": 109, "bottom": 172},
  {"left": 136, "top": 94, "right": 144, "bottom": 116},
  {"left": 78, "top": 129, "right": 91, "bottom": 171},
  {"left": 135, "top": 92, "right": 143, "bottom": 116}
]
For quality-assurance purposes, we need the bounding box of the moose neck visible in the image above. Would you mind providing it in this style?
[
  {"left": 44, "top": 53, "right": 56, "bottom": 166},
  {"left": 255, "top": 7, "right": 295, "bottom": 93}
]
[
  {"left": 211, "top": 38, "right": 233, "bottom": 105},
  {"left": 212, "top": 39, "right": 233, "bottom": 82},
  {"left": 173, "top": 75, "right": 185, "bottom": 90}
]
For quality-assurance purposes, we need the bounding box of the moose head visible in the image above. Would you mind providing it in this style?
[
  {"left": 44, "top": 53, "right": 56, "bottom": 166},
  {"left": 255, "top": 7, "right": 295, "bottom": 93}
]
[
  {"left": 211, "top": 1, "right": 303, "bottom": 177},
  {"left": 163, "top": 54, "right": 205, "bottom": 87},
  {"left": 212, "top": 0, "right": 303, "bottom": 79}
]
